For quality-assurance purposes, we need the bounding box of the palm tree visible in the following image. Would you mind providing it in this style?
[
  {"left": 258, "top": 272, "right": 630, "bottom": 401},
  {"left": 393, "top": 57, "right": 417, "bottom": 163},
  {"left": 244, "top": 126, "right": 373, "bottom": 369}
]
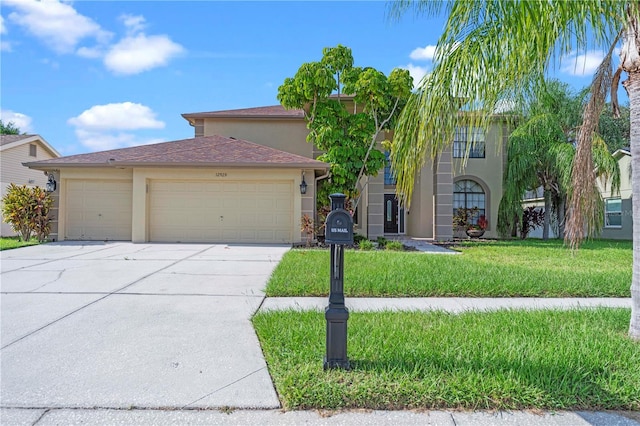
[
  {"left": 498, "top": 81, "right": 621, "bottom": 240},
  {"left": 389, "top": 1, "right": 640, "bottom": 340}
]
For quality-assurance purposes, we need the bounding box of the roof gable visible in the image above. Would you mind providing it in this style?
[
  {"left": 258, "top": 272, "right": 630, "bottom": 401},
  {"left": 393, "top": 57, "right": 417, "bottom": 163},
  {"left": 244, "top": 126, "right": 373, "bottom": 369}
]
[
  {"left": 0, "top": 134, "right": 61, "bottom": 157},
  {"left": 25, "top": 135, "right": 328, "bottom": 170}
]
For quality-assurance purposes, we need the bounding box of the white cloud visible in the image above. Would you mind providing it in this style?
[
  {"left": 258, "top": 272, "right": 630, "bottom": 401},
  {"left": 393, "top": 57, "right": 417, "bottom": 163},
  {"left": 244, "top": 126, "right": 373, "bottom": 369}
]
[
  {"left": 5, "top": 0, "right": 111, "bottom": 54},
  {"left": 73, "top": 129, "right": 164, "bottom": 151},
  {"left": 0, "top": 15, "right": 6, "bottom": 34},
  {"left": 68, "top": 102, "right": 165, "bottom": 131},
  {"left": 1, "top": 41, "right": 12, "bottom": 52},
  {"left": 120, "top": 14, "right": 146, "bottom": 35},
  {"left": 68, "top": 102, "right": 165, "bottom": 151},
  {"left": 0, "top": 109, "right": 34, "bottom": 133},
  {"left": 410, "top": 45, "right": 437, "bottom": 61},
  {"left": 76, "top": 46, "right": 104, "bottom": 59},
  {"left": 401, "top": 64, "right": 430, "bottom": 88},
  {"left": 103, "top": 33, "right": 184, "bottom": 75},
  {"left": 561, "top": 50, "right": 604, "bottom": 76}
]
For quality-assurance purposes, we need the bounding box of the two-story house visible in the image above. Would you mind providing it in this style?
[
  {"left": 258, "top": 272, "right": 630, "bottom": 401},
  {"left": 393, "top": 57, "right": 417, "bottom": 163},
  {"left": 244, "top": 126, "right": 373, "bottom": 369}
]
[{"left": 25, "top": 100, "right": 508, "bottom": 244}]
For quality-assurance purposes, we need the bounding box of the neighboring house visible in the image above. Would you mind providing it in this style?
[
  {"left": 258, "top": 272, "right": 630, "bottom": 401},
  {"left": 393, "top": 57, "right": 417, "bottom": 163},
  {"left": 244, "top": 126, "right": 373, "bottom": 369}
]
[
  {"left": 1, "top": 134, "right": 60, "bottom": 237},
  {"left": 25, "top": 100, "right": 508, "bottom": 244},
  {"left": 598, "top": 148, "right": 633, "bottom": 240}
]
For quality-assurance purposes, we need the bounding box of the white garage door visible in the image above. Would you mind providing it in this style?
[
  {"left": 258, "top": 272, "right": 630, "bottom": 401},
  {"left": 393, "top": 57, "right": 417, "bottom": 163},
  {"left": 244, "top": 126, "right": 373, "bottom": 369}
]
[
  {"left": 65, "top": 180, "right": 132, "bottom": 241},
  {"left": 149, "top": 180, "right": 293, "bottom": 243}
]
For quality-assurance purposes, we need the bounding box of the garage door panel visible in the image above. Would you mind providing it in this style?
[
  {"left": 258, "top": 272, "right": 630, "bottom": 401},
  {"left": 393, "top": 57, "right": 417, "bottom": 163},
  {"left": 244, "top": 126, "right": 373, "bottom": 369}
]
[
  {"left": 65, "top": 180, "right": 132, "bottom": 241},
  {"left": 149, "top": 180, "right": 293, "bottom": 243}
]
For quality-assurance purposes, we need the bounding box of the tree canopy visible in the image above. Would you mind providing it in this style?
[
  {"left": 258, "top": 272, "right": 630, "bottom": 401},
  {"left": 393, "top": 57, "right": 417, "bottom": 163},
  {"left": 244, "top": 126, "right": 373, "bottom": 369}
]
[
  {"left": 388, "top": 0, "right": 640, "bottom": 340},
  {"left": 0, "top": 119, "right": 21, "bottom": 135},
  {"left": 277, "top": 45, "right": 412, "bottom": 207}
]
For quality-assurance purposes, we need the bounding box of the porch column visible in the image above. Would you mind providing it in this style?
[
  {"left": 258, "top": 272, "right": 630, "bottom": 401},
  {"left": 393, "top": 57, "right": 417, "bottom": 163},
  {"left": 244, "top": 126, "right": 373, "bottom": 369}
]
[{"left": 433, "top": 146, "right": 453, "bottom": 241}]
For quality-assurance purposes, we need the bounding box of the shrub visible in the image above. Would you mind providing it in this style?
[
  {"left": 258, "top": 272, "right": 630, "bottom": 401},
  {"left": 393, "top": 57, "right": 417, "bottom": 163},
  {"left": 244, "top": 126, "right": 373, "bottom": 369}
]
[
  {"left": 300, "top": 214, "right": 314, "bottom": 246},
  {"left": 385, "top": 241, "right": 404, "bottom": 251},
  {"left": 376, "top": 236, "right": 388, "bottom": 248},
  {"left": 358, "top": 239, "right": 375, "bottom": 251},
  {"left": 520, "top": 206, "right": 545, "bottom": 239},
  {"left": 1, "top": 184, "right": 53, "bottom": 242}
]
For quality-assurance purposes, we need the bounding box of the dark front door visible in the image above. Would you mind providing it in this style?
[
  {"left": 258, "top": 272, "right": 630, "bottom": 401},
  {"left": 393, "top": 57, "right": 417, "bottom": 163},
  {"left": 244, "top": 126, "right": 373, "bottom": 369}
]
[{"left": 384, "top": 194, "right": 399, "bottom": 233}]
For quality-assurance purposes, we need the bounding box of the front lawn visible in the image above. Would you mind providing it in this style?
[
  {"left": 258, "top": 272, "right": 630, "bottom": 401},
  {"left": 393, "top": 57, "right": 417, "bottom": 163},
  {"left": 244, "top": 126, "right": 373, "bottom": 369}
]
[
  {"left": 266, "top": 239, "right": 632, "bottom": 297},
  {"left": 0, "top": 237, "right": 40, "bottom": 251},
  {"left": 253, "top": 308, "right": 640, "bottom": 411}
]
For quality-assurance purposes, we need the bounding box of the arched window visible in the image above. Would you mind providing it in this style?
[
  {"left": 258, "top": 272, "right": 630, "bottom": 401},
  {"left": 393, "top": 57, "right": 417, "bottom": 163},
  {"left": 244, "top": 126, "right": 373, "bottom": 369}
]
[{"left": 454, "top": 179, "right": 485, "bottom": 224}]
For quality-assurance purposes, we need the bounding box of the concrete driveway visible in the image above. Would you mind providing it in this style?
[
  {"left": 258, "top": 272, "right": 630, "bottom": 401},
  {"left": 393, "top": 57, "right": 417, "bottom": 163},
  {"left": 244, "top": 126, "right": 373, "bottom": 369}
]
[{"left": 0, "top": 241, "right": 289, "bottom": 411}]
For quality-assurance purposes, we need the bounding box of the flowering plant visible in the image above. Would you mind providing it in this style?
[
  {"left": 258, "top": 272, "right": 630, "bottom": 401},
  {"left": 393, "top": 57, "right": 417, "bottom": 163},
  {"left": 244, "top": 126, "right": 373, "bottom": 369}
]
[{"left": 453, "top": 207, "right": 488, "bottom": 231}]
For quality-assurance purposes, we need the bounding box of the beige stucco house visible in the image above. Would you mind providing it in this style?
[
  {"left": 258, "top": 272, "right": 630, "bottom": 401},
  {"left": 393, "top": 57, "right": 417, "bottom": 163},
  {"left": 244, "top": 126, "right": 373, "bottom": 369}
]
[
  {"left": 1, "top": 134, "right": 60, "bottom": 237},
  {"left": 25, "top": 100, "right": 509, "bottom": 244},
  {"left": 598, "top": 148, "right": 633, "bottom": 240}
]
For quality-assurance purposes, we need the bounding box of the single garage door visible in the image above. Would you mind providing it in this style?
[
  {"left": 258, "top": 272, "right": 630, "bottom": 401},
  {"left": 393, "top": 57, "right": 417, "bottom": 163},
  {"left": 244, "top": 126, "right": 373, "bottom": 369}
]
[
  {"left": 65, "top": 180, "right": 133, "bottom": 240},
  {"left": 149, "top": 180, "right": 293, "bottom": 243}
]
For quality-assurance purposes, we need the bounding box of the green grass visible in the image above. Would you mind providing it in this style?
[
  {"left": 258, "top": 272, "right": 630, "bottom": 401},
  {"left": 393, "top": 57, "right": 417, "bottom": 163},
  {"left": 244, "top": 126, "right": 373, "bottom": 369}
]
[
  {"left": 253, "top": 308, "right": 640, "bottom": 410},
  {"left": 267, "top": 239, "right": 632, "bottom": 297},
  {"left": 0, "top": 237, "right": 40, "bottom": 250}
]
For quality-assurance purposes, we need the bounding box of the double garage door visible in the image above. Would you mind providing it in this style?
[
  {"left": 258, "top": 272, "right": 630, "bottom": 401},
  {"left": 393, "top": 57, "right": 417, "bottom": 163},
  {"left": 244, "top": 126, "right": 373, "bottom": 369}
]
[
  {"left": 66, "top": 179, "right": 294, "bottom": 243},
  {"left": 149, "top": 180, "right": 293, "bottom": 243}
]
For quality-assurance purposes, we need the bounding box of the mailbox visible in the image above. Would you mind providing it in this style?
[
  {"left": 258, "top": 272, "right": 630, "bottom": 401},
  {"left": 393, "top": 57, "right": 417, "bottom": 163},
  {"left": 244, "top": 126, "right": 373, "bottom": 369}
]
[{"left": 325, "top": 194, "right": 353, "bottom": 245}]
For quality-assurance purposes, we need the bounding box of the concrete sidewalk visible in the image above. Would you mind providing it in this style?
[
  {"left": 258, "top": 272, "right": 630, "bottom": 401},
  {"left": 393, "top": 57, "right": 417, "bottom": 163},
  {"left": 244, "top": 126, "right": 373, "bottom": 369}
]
[
  {"left": 260, "top": 296, "right": 632, "bottom": 313},
  {"left": 3, "top": 407, "right": 640, "bottom": 425}
]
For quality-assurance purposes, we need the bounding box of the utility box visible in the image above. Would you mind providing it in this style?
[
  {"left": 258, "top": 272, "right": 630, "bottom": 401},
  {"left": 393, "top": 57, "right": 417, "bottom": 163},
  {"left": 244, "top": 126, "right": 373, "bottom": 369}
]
[{"left": 324, "top": 194, "right": 353, "bottom": 245}]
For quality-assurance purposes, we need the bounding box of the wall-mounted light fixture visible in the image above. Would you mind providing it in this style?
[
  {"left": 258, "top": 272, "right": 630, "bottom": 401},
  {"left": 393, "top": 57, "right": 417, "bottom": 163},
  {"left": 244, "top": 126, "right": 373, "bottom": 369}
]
[
  {"left": 299, "top": 171, "right": 307, "bottom": 195},
  {"left": 45, "top": 174, "right": 57, "bottom": 193}
]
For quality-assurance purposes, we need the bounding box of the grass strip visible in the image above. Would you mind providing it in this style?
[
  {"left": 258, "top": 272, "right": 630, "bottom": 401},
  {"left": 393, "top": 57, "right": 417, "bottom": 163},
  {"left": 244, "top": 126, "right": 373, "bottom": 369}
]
[
  {"left": 0, "top": 237, "right": 40, "bottom": 251},
  {"left": 266, "top": 240, "right": 631, "bottom": 297},
  {"left": 253, "top": 308, "right": 640, "bottom": 411}
]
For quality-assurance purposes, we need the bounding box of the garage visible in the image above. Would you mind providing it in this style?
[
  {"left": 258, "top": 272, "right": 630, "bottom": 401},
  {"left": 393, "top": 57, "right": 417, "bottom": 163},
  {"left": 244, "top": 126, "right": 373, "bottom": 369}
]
[
  {"left": 25, "top": 135, "right": 328, "bottom": 244},
  {"left": 149, "top": 179, "right": 293, "bottom": 243},
  {"left": 65, "top": 179, "right": 133, "bottom": 241}
]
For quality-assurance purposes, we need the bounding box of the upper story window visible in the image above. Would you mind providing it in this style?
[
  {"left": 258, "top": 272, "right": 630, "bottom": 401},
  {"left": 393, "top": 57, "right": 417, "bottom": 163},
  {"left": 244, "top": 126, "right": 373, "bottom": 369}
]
[
  {"left": 384, "top": 151, "right": 396, "bottom": 185},
  {"left": 29, "top": 144, "right": 37, "bottom": 157},
  {"left": 604, "top": 197, "right": 622, "bottom": 228},
  {"left": 453, "top": 127, "right": 485, "bottom": 158}
]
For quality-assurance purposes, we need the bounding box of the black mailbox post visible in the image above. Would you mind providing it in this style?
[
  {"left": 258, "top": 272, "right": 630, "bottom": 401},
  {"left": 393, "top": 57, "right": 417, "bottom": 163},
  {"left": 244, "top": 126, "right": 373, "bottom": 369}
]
[{"left": 324, "top": 193, "right": 353, "bottom": 370}]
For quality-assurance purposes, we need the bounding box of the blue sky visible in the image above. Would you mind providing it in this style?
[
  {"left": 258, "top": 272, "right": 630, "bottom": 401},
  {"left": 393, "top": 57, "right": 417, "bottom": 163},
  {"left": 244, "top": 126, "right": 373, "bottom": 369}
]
[{"left": 1, "top": 1, "right": 610, "bottom": 156}]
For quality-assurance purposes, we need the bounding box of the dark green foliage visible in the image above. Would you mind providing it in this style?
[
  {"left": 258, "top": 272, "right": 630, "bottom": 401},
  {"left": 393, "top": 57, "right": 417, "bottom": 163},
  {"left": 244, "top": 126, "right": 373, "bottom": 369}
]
[
  {"left": 278, "top": 45, "right": 412, "bottom": 208},
  {"left": 0, "top": 119, "right": 21, "bottom": 135}
]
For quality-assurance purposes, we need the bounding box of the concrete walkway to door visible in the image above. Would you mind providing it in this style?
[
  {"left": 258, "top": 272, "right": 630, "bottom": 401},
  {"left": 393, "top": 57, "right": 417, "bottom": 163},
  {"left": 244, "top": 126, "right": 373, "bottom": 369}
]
[{"left": 0, "top": 242, "right": 289, "bottom": 411}]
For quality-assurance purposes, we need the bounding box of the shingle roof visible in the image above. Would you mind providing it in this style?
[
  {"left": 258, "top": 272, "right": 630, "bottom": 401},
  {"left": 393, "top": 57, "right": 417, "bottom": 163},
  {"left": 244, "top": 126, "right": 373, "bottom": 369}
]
[
  {"left": 182, "top": 105, "right": 305, "bottom": 121},
  {"left": 0, "top": 134, "right": 36, "bottom": 146},
  {"left": 25, "top": 135, "right": 328, "bottom": 170}
]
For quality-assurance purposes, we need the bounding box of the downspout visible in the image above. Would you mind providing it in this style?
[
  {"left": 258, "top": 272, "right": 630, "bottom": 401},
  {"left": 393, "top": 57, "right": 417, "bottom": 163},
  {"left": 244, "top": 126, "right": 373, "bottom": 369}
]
[{"left": 314, "top": 170, "right": 330, "bottom": 240}]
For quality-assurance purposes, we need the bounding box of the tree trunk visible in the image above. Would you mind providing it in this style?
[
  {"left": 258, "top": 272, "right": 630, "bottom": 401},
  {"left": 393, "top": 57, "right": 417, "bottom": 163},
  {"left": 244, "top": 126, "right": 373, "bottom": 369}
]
[
  {"left": 627, "top": 71, "right": 640, "bottom": 340},
  {"left": 542, "top": 189, "right": 551, "bottom": 240},
  {"left": 621, "top": 8, "right": 639, "bottom": 340},
  {"left": 557, "top": 196, "right": 566, "bottom": 239}
]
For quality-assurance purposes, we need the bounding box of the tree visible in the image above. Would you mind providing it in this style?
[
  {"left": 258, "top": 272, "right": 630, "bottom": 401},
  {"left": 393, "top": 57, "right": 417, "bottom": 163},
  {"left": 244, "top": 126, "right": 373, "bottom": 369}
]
[
  {"left": 600, "top": 104, "right": 631, "bottom": 153},
  {"left": 277, "top": 45, "right": 412, "bottom": 209},
  {"left": 0, "top": 119, "right": 21, "bottom": 135},
  {"left": 389, "top": 1, "right": 640, "bottom": 340},
  {"left": 498, "top": 80, "right": 620, "bottom": 240}
]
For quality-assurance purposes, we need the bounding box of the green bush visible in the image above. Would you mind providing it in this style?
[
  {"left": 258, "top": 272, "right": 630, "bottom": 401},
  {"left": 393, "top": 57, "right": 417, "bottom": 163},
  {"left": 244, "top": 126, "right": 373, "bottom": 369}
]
[
  {"left": 1, "top": 183, "right": 53, "bottom": 242},
  {"left": 358, "top": 239, "right": 375, "bottom": 251},
  {"left": 353, "top": 233, "right": 367, "bottom": 245},
  {"left": 385, "top": 241, "right": 404, "bottom": 251},
  {"left": 376, "top": 236, "right": 388, "bottom": 248}
]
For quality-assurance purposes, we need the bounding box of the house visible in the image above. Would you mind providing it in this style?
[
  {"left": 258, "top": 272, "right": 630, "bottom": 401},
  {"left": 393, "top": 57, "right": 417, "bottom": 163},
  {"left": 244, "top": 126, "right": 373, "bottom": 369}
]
[
  {"left": 598, "top": 148, "right": 633, "bottom": 240},
  {"left": 1, "top": 134, "right": 60, "bottom": 237},
  {"left": 25, "top": 101, "right": 508, "bottom": 244}
]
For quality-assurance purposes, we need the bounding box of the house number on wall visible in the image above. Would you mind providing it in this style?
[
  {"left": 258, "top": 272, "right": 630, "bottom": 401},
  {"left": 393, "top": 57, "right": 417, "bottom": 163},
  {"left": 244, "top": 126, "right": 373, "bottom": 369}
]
[{"left": 216, "top": 172, "right": 227, "bottom": 177}]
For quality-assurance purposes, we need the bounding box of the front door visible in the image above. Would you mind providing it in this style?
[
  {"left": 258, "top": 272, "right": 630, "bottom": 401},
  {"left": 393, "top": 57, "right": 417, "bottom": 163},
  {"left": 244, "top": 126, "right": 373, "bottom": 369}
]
[{"left": 384, "top": 194, "right": 399, "bottom": 233}]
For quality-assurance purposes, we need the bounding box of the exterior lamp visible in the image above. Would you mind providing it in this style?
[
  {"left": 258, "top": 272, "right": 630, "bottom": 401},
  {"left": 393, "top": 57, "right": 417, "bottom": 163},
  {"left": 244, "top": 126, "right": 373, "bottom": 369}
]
[
  {"left": 45, "top": 174, "right": 57, "bottom": 192},
  {"left": 299, "top": 172, "right": 307, "bottom": 195}
]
